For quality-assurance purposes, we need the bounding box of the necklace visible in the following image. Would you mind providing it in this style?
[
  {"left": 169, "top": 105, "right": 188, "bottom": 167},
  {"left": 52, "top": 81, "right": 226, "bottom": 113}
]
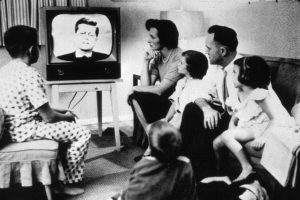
[{"left": 162, "top": 49, "right": 173, "bottom": 63}]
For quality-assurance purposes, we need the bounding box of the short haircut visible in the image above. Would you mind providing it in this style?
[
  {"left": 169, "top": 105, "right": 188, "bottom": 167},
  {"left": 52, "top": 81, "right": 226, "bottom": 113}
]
[
  {"left": 234, "top": 56, "right": 270, "bottom": 89},
  {"left": 145, "top": 19, "right": 179, "bottom": 49},
  {"left": 182, "top": 50, "right": 208, "bottom": 79},
  {"left": 208, "top": 25, "right": 238, "bottom": 52},
  {"left": 4, "top": 25, "right": 38, "bottom": 58},
  {"left": 75, "top": 17, "right": 99, "bottom": 36},
  {"left": 148, "top": 120, "right": 182, "bottom": 163}
]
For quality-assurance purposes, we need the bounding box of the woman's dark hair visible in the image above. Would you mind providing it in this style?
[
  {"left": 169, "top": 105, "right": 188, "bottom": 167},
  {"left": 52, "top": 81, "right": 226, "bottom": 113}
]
[
  {"left": 234, "top": 56, "right": 270, "bottom": 89},
  {"left": 182, "top": 50, "right": 208, "bottom": 79},
  {"left": 4, "top": 25, "right": 38, "bottom": 58},
  {"left": 146, "top": 19, "right": 179, "bottom": 49},
  {"left": 208, "top": 25, "right": 238, "bottom": 52},
  {"left": 148, "top": 120, "right": 182, "bottom": 163}
]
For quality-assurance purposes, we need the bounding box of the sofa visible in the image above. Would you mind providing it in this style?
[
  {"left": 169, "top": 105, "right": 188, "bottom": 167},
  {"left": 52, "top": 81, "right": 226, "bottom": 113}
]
[{"left": 224, "top": 54, "right": 300, "bottom": 200}]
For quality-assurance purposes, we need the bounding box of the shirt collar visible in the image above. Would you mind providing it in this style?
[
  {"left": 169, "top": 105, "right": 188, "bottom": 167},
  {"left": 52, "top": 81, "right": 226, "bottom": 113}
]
[
  {"left": 75, "top": 50, "right": 92, "bottom": 58},
  {"left": 224, "top": 54, "right": 242, "bottom": 73},
  {"left": 10, "top": 59, "right": 28, "bottom": 67}
]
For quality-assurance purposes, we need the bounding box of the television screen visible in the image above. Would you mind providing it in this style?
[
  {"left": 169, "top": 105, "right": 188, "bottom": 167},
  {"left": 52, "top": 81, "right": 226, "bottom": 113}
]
[
  {"left": 43, "top": 7, "right": 120, "bottom": 81},
  {"left": 51, "top": 14, "right": 113, "bottom": 62}
]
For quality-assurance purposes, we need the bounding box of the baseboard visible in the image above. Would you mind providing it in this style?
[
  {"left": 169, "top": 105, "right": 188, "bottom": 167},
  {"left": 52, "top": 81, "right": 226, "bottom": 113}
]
[{"left": 77, "top": 114, "right": 133, "bottom": 125}]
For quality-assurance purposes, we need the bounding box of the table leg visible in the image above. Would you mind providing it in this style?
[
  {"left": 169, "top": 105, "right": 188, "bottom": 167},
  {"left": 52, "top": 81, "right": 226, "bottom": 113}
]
[
  {"left": 51, "top": 85, "right": 59, "bottom": 108},
  {"left": 96, "top": 91, "right": 102, "bottom": 136},
  {"left": 110, "top": 83, "right": 121, "bottom": 148},
  {"left": 44, "top": 185, "right": 52, "bottom": 200}
]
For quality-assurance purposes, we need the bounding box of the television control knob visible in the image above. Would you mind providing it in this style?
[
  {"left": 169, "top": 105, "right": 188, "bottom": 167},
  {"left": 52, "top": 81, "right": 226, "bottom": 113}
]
[
  {"left": 57, "top": 69, "right": 64, "bottom": 76},
  {"left": 104, "top": 67, "right": 111, "bottom": 74}
]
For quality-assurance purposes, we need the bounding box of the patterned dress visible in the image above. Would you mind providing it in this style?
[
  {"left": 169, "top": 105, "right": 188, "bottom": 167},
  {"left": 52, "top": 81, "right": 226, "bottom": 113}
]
[{"left": 0, "top": 60, "right": 91, "bottom": 183}]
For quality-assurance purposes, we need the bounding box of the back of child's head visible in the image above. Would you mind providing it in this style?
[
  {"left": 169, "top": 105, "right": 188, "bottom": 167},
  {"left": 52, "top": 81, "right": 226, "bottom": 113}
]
[
  {"left": 233, "top": 56, "right": 270, "bottom": 89},
  {"left": 182, "top": 50, "right": 208, "bottom": 79},
  {"left": 147, "top": 120, "right": 182, "bottom": 163},
  {"left": 4, "top": 25, "right": 38, "bottom": 58}
]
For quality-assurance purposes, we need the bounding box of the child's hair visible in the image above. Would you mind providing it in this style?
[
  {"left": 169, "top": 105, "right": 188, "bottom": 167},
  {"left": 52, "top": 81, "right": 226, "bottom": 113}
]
[
  {"left": 182, "top": 50, "right": 208, "bottom": 79},
  {"left": 147, "top": 120, "right": 182, "bottom": 163},
  {"left": 4, "top": 25, "right": 38, "bottom": 58},
  {"left": 233, "top": 56, "right": 271, "bottom": 89}
]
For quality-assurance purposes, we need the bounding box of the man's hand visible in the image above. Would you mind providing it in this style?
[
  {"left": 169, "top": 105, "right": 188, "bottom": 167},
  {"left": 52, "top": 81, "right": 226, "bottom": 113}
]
[{"left": 202, "top": 107, "right": 221, "bottom": 130}]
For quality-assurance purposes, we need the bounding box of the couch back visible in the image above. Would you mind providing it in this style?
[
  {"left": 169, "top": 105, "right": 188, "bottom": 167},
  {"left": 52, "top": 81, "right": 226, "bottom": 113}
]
[{"left": 243, "top": 54, "right": 300, "bottom": 113}]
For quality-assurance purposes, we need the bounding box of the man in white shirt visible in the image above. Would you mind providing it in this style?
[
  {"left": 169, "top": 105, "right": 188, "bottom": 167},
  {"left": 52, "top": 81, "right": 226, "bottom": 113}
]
[{"left": 179, "top": 25, "right": 240, "bottom": 181}]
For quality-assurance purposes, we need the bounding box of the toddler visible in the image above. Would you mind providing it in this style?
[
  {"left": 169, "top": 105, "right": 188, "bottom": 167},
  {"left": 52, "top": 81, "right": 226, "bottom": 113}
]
[{"left": 110, "top": 120, "right": 198, "bottom": 200}]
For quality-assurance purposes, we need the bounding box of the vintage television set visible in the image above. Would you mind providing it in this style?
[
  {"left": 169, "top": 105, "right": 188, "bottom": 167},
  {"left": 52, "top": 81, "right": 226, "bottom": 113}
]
[{"left": 42, "top": 7, "right": 120, "bottom": 81}]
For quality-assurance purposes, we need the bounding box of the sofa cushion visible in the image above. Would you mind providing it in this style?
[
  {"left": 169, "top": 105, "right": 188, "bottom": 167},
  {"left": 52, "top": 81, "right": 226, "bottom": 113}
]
[
  {"left": 270, "top": 60, "right": 300, "bottom": 113},
  {"left": 0, "top": 140, "right": 59, "bottom": 162},
  {"left": 266, "top": 57, "right": 299, "bottom": 113}
]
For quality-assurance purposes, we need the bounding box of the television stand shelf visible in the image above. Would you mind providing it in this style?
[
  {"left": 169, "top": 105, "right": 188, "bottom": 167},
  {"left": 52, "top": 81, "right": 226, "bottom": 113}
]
[{"left": 45, "top": 79, "right": 122, "bottom": 151}]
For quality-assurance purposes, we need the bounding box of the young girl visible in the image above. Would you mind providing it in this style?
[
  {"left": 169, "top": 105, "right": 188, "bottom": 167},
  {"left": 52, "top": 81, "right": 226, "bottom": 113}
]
[
  {"left": 213, "top": 56, "right": 296, "bottom": 182},
  {"left": 164, "top": 50, "right": 209, "bottom": 128}
]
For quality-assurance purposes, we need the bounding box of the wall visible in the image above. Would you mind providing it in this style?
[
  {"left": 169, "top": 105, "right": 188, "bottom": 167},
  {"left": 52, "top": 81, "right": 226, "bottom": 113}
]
[
  {"left": 183, "top": 0, "right": 300, "bottom": 59},
  {"left": 0, "top": 0, "right": 299, "bottom": 125}
]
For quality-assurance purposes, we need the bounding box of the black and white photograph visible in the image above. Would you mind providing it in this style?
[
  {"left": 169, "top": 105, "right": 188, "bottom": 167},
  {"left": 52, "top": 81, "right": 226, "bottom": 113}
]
[{"left": 0, "top": 0, "right": 299, "bottom": 200}]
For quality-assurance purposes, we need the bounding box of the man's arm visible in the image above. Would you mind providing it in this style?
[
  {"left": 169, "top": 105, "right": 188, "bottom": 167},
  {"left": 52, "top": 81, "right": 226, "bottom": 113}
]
[
  {"left": 38, "top": 103, "right": 76, "bottom": 123},
  {"left": 194, "top": 98, "right": 221, "bottom": 130}
]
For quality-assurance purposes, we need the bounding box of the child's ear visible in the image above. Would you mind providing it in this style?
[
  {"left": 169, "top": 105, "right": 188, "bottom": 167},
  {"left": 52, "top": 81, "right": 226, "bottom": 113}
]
[{"left": 27, "top": 45, "right": 35, "bottom": 55}]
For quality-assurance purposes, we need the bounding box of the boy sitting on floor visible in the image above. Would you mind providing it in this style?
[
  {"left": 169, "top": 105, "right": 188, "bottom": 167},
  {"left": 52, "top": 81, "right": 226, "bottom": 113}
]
[{"left": 109, "top": 120, "right": 198, "bottom": 200}]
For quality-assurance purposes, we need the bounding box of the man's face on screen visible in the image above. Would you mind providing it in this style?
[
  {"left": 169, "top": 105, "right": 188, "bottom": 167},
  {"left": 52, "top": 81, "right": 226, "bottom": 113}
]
[{"left": 75, "top": 24, "right": 98, "bottom": 52}]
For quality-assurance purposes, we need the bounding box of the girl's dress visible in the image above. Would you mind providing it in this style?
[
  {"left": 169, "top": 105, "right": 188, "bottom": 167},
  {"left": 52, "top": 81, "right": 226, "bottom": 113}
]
[{"left": 226, "top": 88, "right": 295, "bottom": 138}]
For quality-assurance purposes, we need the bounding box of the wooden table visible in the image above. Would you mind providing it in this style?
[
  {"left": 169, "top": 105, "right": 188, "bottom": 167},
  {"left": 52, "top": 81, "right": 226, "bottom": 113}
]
[{"left": 45, "top": 79, "right": 122, "bottom": 150}]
